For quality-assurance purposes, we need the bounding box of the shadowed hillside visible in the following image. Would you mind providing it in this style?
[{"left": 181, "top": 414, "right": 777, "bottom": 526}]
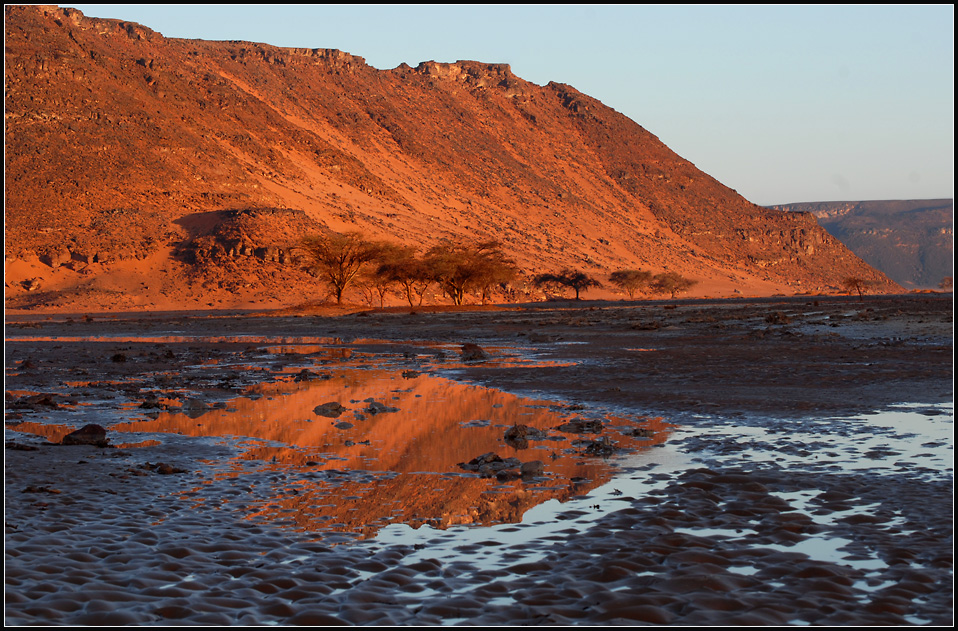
[{"left": 5, "top": 5, "right": 899, "bottom": 311}]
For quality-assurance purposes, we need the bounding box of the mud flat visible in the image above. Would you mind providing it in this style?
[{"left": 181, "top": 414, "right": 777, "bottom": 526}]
[{"left": 4, "top": 294, "right": 953, "bottom": 625}]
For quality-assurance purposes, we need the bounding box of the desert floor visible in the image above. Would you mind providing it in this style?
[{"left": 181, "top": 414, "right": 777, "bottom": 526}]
[{"left": 4, "top": 294, "right": 954, "bottom": 625}]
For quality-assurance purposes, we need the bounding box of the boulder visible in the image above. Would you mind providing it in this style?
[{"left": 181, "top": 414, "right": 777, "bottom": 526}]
[
  {"left": 460, "top": 343, "right": 488, "bottom": 362},
  {"left": 520, "top": 460, "right": 545, "bottom": 478},
  {"left": 314, "top": 402, "right": 347, "bottom": 418},
  {"left": 61, "top": 424, "right": 110, "bottom": 447}
]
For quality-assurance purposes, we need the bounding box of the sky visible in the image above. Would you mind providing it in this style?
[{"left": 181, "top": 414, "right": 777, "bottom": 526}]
[{"left": 66, "top": 4, "right": 954, "bottom": 206}]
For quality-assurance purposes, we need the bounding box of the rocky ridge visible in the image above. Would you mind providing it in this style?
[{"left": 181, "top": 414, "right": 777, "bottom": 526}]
[{"left": 4, "top": 5, "right": 898, "bottom": 311}]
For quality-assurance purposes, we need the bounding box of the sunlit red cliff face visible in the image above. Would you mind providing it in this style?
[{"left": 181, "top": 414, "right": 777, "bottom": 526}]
[{"left": 4, "top": 5, "right": 899, "bottom": 311}]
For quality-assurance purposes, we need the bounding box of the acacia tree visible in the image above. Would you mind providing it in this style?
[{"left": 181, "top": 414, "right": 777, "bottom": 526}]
[
  {"left": 375, "top": 245, "right": 434, "bottom": 307},
  {"left": 424, "top": 240, "right": 516, "bottom": 306},
  {"left": 357, "top": 242, "right": 409, "bottom": 308},
  {"left": 299, "top": 232, "right": 385, "bottom": 305},
  {"left": 841, "top": 276, "right": 873, "bottom": 300},
  {"left": 651, "top": 272, "right": 697, "bottom": 299},
  {"left": 533, "top": 268, "right": 602, "bottom": 300},
  {"left": 472, "top": 248, "right": 518, "bottom": 305},
  {"left": 609, "top": 269, "right": 653, "bottom": 299}
]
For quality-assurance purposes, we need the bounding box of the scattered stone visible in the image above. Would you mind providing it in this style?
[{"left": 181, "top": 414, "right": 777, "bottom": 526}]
[
  {"left": 504, "top": 423, "right": 547, "bottom": 449},
  {"left": 579, "top": 436, "right": 617, "bottom": 457},
  {"left": 460, "top": 343, "right": 488, "bottom": 362},
  {"left": 528, "top": 333, "right": 559, "bottom": 343},
  {"left": 402, "top": 370, "right": 421, "bottom": 379},
  {"left": 20, "top": 278, "right": 42, "bottom": 292},
  {"left": 139, "top": 394, "right": 163, "bottom": 409},
  {"left": 365, "top": 400, "right": 399, "bottom": 415},
  {"left": 520, "top": 460, "right": 545, "bottom": 479},
  {"left": 181, "top": 398, "right": 209, "bottom": 419},
  {"left": 111, "top": 353, "right": 127, "bottom": 363},
  {"left": 8, "top": 393, "right": 61, "bottom": 410},
  {"left": 5, "top": 441, "right": 39, "bottom": 451},
  {"left": 61, "top": 424, "right": 110, "bottom": 448},
  {"left": 334, "top": 421, "right": 355, "bottom": 430},
  {"left": 458, "top": 452, "right": 522, "bottom": 477},
  {"left": 23, "top": 485, "right": 61, "bottom": 494},
  {"left": 144, "top": 462, "right": 188, "bottom": 475},
  {"left": 555, "top": 419, "right": 604, "bottom": 434},
  {"left": 314, "top": 402, "right": 347, "bottom": 418},
  {"left": 765, "top": 311, "right": 792, "bottom": 325}
]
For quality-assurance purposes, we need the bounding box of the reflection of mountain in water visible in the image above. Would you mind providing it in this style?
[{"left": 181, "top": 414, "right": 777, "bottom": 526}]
[{"left": 14, "top": 370, "right": 672, "bottom": 538}]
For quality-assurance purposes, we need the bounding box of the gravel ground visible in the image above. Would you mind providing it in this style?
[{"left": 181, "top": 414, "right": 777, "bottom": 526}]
[{"left": 4, "top": 294, "right": 953, "bottom": 625}]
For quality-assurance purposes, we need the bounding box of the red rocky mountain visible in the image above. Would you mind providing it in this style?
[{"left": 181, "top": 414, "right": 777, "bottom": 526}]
[{"left": 4, "top": 5, "right": 899, "bottom": 311}]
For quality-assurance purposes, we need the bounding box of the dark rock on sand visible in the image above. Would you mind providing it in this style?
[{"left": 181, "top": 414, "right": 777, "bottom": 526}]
[
  {"left": 556, "top": 419, "right": 604, "bottom": 434},
  {"left": 460, "top": 343, "right": 488, "bottom": 362},
  {"left": 459, "top": 452, "right": 522, "bottom": 477},
  {"left": 504, "top": 423, "right": 548, "bottom": 449},
  {"left": 364, "top": 401, "right": 399, "bottom": 415},
  {"left": 578, "top": 437, "right": 618, "bottom": 457},
  {"left": 314, "top": 402, "right": 347, "bottom": 418},
  {"left": 5, "top": 441, "right": 39, "bottom": 451},
  {"left": 9, "top": 393, "right": 62, "bottom": 410},
  {"left": 61, "top": 424, "right": 110, "bottom": 448},
  {"left": 520, "top": 460, "right": 545, "bottom": 478}
]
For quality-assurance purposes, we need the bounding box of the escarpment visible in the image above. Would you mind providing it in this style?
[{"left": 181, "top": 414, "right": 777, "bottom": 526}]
[{"left": 4, "top": 5, "right": 899, "bottom": 311}]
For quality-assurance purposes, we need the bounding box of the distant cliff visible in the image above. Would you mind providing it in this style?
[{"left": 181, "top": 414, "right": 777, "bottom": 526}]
[{"left": 770, "top": 200, "right": 953, "bottom": 289}]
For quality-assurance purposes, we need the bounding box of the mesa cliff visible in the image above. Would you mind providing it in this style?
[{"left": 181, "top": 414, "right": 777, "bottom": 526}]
[{"left": 4, "top": 5, "right": 899, "bottom": 311}]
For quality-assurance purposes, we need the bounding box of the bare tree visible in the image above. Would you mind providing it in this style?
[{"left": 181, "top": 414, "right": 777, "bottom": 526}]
[
  {"left": 651, "top": 272, "right": 697, "bottom": 299},
  {"left": 533, "top": 268, "right": 602, "bottom": 300},
  {"left": 299, "top": 232, "right": 384, "bottom": 305},
  {"left": 609, "top": 269, "right": 653, "bottom": 299}
]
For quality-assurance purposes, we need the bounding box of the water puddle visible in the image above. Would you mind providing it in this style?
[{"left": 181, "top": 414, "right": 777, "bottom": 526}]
[
  {"left": 8, "top": 364, "right": 672, "bottom": 542},
  {"left": 681, "top": 403, "right": 953, "bottom": 480}
]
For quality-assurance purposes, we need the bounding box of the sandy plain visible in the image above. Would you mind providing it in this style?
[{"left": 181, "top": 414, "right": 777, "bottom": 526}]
[{"left": 4, "top": 294, "right": 954, "bottom": 625}]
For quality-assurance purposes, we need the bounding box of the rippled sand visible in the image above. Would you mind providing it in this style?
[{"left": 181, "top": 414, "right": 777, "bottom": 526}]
[{"left": 5, "top": 295, "right": 953, "bottom": 625}]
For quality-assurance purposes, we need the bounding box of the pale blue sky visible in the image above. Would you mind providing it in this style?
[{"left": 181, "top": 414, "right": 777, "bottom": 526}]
[{"left": 67, "top": 4, "right": 954, "bottom": 206}]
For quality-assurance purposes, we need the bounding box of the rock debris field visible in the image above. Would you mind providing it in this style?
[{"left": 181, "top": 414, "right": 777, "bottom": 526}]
[{"left": 4, "top": 295, "right": 953, "bottom": 625}]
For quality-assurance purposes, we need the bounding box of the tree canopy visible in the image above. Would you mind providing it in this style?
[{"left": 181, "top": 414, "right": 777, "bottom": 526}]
[
  {"left": 609, "top": 269, "right": 653, "bottom": 299},
  {"left": 424, "top": 240, "right": 516, "bottom": 305},
  {"left": 533, "top": 268, "right": 602, "bottom": 300},
  {"left": 299, "top": 232, "right": 386, "bottom": 305},
  {"left": 651, "top": 272, "right": 697, "bottom": 299}
]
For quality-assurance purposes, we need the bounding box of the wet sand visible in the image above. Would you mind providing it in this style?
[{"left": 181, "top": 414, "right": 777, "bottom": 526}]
[{"left": 4, "top": 294, "right": 954, "bottom": 625}]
